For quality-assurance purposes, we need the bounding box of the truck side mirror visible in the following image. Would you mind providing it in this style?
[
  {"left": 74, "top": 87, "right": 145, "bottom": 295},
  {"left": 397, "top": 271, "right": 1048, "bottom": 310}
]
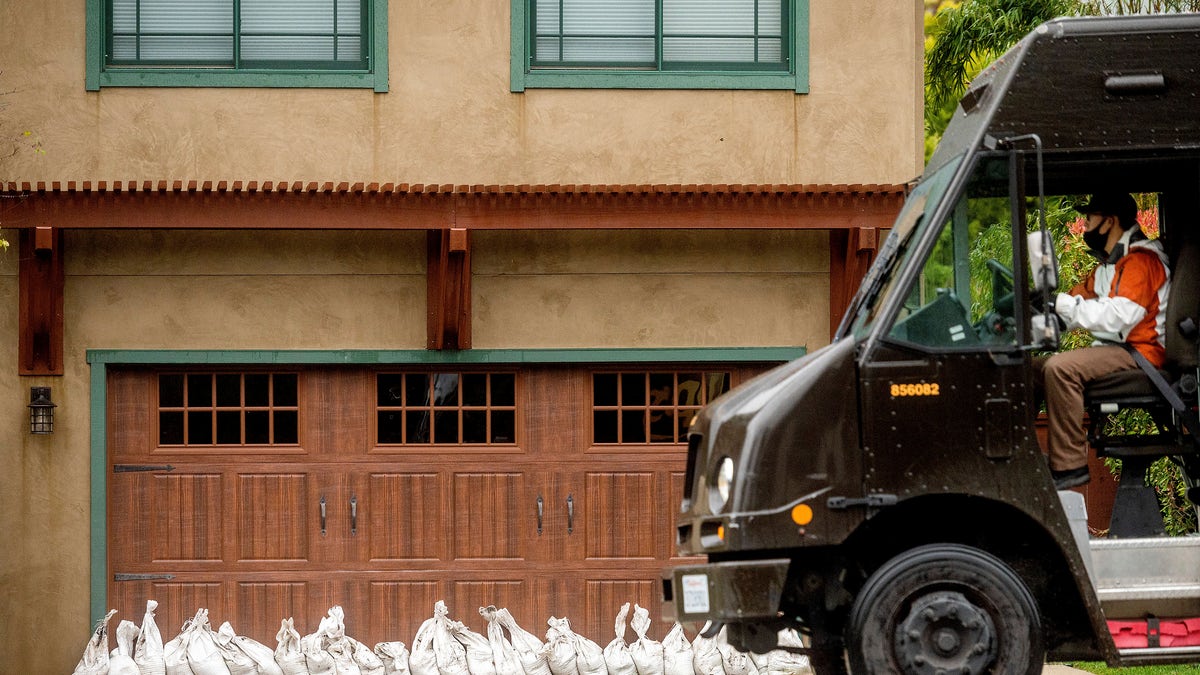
[
  {"left": 1028, "top": 230, "right": 1058, "bottom": 291},
  {"left": 1027, "top": 231, "right": 1060, "bottom": 350}
]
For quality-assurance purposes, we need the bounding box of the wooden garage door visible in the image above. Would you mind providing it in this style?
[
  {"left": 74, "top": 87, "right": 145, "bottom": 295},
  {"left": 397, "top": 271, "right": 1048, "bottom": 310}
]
[{"left": 107, "top": 364, "right": 765, "bottom": 646}]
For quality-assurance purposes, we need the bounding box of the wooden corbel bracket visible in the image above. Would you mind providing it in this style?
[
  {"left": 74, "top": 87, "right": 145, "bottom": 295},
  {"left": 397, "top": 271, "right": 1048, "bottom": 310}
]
[
  {"left": 426, "top": 228, "right": 472, "bottom": 350},
  {"left": 19, "top": 227, "right": 65, "bottom": 375}
]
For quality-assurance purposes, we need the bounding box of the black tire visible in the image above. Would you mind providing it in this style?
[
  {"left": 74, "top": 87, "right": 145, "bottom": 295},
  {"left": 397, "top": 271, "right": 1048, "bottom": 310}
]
[{"left": 845, "top": 544, "right": 1043, "bottom": 675}]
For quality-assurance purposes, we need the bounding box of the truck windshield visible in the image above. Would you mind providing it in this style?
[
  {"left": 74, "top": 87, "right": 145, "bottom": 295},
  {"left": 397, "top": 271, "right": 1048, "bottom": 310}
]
[
  {"left": 885, "top": 155, "right": 1016, "bottom": 349},
  {"left": 847, "top": 157, "right": 961, "bottom": 339}
]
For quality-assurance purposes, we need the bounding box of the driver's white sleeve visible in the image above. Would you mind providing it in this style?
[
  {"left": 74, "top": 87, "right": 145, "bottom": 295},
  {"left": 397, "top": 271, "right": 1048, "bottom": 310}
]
[{"left": 1055, "top": 292, "right": 1146, "bottom": 340}]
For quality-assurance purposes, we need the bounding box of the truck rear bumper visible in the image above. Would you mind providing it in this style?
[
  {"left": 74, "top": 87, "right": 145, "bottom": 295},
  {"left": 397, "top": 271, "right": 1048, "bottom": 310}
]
[{"left": 662, "top": 559, "right": 791, "bottom": 624}]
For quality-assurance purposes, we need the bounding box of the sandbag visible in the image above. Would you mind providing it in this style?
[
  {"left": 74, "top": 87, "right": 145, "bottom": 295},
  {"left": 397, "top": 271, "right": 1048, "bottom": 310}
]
[
  {"left": 234, "top": 632, "right": 286, "bottom": 675},
  {"left": 274, "top": 618, "right": 309, "bottom": 675},
  {"left": 313, "top": 606, "right": 362, "bottom": 675},
  {"left": 302, "top": 630, "right": 336, "bottom": 675},
  {"left": 113, "top": 653, "right": 144, "bottom": 675},
  {"left": 446, "top": 619, "right": 492, "bottom": 675},
  {"left": 373, "top": 642, "right": 410, "bottom": 675},
  {"left": 544, "top": 618, "right": 580, "bottom": 675},
  {"left": 496, "top": 609, "right": 549, "bottom": 675},
  {"left": 116, "top": 619, "right": 142, "bottom": 657},
  {"left": 690, "top": 626, "right": 725, "bottom": 675},
  {"left": 545, "top": 617, "right": 602, "bottom": 675},
  {"left": 602, "top": 604, "right": 636, "bottom": 675},
  {"left": 755, "top": 630, "right": 810, "bottom": 675},
  {"left": 135, "top": 600, "right": 167, "bottom": 675},
  {"left": 352, "top": 638, "right": 386, "bottom": 675},
  {"left": 627, "top": 606, "right": 662, "bottom": 675},
  {"left": 326, "top": 639, "right": 362, "bottom": 675},
  {"left": 480, "top": 606, "right": 523, "bottom": 675},
  {"left": 74, "top": 609, "right": 118, "bottom": 675},
  {"left": 571, "top": 634, "right": 605, "bottom": 675},
  {"left": 450, "top": 618, "right": 496, "bottom": 675},
  {"left": 166, "top": 611, "right": 203, "bottom": 675},
  {"left": 112, "top": 619, "right": 144, "bottom": 675},
  {"left": 215, "top": 622, "right": 261, "bottom": 675},
  {"left": 185, "top": 609, "right": 232, "bottom": 675},
  {"left": 713, "top": 628, "right": 756, "bottom": 675},
  {"left": 430, "top": 603, "right": 469, "bottom": 675},
  {"left": 409, "top": 616, "right": 440, "bottom": 675},
  {"left": 659, "top": 625, "right": 691, "bottom": 675},
  {"left": 301, "top": 611, "right": 338, "bottom": 675}
]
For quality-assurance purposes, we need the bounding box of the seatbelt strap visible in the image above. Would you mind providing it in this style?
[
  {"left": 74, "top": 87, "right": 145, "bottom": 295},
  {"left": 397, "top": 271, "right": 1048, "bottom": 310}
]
[{"left": 1123, "top": 343, "right": 1200, "bottom": 441}]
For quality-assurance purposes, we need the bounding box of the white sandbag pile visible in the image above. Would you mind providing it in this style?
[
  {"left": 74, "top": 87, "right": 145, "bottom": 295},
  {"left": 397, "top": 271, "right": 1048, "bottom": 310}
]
[{"left": 74, "top": 600, "right": 811, "bottom": 675}]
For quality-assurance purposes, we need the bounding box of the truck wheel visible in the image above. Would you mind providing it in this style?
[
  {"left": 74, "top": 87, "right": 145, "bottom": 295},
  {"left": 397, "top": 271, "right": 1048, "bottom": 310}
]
[{"left": 845, "top": 544, "right": 1043, "bottom": 675}]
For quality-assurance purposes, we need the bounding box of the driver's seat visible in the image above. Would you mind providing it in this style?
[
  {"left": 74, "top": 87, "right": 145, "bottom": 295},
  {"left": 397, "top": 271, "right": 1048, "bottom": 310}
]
[{"left": 1082, "top": 240, "right": 1200, "bottom": 537}]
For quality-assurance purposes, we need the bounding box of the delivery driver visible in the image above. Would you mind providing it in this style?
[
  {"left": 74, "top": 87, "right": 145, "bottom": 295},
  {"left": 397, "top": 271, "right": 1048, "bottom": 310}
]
[{"left": 1033, "top": 192, "right": 1170, "bottom": 489}]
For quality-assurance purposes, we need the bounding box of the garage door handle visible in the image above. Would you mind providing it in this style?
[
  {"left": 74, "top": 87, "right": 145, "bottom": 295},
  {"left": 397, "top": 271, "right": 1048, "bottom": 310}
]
[
  {"left": 350, "top": 495, "right": 358, "bottom": 536},
  {"left": 319, "top": 495, "right": 327, "bottom": 537},
  {"left": 536, "top": 494, "right": 544, "bottom": 535},
  {"left": 566, "top": 494, "right": 574, "bottom": 534}
]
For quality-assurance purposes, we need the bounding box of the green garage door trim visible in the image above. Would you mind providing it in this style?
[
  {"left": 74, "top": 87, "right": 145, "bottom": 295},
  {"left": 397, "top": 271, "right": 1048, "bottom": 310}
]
[{"left": 86, "top": 346, "right": 805, "bottom": 623}]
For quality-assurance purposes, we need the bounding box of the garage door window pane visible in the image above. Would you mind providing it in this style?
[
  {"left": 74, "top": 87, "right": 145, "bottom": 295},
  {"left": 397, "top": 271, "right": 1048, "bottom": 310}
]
[
  {"left": 376, "top": 371, "right": 518, "bottom": 447},
  {"left": 160, "top": 374, "right": 185, "bottom": 407},
  {"left": 592, "top": 370, "right": 731, "bottom": 445},
  {"left": 160, "top": 410, "right": 184, "bottom": 444},
  {"left": 157, "top": 372, "right": 300, "bottom": 447},
  {"left": 273, "top": 410, "right": 298, "bottom": 444}
]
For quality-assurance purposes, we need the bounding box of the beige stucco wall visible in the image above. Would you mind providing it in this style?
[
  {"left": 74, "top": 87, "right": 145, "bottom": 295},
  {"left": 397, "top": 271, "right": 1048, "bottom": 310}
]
[
  {"left": 0, "top": 1, "right": 922, "bottom": 186},
  {"left": 473, "top": 230, "right": 828, "bottom": 349}
]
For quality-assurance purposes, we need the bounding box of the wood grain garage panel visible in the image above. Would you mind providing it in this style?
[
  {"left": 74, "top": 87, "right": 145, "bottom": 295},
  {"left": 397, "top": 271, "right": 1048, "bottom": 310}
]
[
  {"left": 585, "top": 472, "right": 655, "bottom": 560},
  {"left": 367, "top": 580, "right": 442, "bottom": 646},
  {"left": 453, "top": 472, "right": 525, "bottom": 560},
  {"left": 237, "top": 474, "right": 309, "bottom": 562},
  {"left": 235, "top": 581, "right": 309, "bottom": 642},
  {"left": 368, "top": 472, "right": 443, "bottom": 561},
  {"left": 150, "top": 474, "right": 223, "bottom": 563}
]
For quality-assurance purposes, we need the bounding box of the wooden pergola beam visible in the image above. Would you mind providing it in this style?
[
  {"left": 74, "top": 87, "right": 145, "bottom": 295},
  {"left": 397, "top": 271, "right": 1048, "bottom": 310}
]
[{"left": 0, "top": 186, "right": 905, "bottom": 231}]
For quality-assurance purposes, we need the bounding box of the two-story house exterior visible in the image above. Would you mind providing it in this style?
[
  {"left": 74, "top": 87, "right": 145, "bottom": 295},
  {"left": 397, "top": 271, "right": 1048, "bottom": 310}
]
[{"left": 0, "top": 1, "right": 921, "bottom": 671}]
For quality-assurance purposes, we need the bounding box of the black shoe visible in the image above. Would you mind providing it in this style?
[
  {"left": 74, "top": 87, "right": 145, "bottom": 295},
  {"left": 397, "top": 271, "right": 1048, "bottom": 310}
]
[{"left": 1052, "top": 466, "right": 1090, "bottom": 490}]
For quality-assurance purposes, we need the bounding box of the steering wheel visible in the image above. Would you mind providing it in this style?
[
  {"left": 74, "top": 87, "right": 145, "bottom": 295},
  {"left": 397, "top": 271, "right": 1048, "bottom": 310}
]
[
  {"left": 977, "top": 258, "right": 1015, "bottom": 339},
  {"left": 986, "top": 258, "right": 1013, "bottom": 295}
]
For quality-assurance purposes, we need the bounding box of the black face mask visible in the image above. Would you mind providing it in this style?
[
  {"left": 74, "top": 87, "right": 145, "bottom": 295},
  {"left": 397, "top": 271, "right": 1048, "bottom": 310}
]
[{"left": 1083, "top": 219, "right": 1109, "bottom": 255}]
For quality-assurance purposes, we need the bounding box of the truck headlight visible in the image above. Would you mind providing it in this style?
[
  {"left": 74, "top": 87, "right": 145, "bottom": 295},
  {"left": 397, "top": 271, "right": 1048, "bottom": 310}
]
[{"left": 710, "top": 456, "right": 734, "bottom": 513}]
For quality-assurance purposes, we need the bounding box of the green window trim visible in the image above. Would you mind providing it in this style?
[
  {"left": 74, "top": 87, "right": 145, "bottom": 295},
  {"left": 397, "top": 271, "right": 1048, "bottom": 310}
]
[
  {"left": 87, "top": 346, "right": 803, "bottom": 624},
  {"left": 509, "top": 0, "right": 808, "bottom": 92},
  {"left": 85, "top": 0, "right": 389, "bottom": 91}
]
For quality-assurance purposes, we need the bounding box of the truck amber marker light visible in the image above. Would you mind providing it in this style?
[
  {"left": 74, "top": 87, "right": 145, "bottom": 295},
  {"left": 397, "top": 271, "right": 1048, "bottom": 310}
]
[{"left": 791, "top": 504, "right": 813, "bottom": 526}]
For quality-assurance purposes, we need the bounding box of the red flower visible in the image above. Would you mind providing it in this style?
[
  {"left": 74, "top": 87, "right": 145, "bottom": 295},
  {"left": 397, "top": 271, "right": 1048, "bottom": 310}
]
[{"left": 1137, "top": 207, "right": 1159, "bottom": 239}]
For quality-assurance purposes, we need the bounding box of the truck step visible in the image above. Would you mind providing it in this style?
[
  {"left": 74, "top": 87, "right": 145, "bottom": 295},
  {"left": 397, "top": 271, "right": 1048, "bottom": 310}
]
[{"left": 1091, "top": 536, "right": 1200, "bottom": 618}]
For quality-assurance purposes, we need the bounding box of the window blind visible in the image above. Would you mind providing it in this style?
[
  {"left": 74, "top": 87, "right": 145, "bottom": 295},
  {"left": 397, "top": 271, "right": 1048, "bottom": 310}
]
[
  {"left": 531, "top": 0, "right": 786, "bottom": 68},
  {"left": 109, "top": 0, "right": 365, "bottom": 66}
]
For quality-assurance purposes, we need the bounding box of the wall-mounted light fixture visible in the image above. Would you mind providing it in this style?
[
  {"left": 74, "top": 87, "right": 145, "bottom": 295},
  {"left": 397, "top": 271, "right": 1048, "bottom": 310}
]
[{"left": 29, "top": 387, "right": 55, "bottom": 434}]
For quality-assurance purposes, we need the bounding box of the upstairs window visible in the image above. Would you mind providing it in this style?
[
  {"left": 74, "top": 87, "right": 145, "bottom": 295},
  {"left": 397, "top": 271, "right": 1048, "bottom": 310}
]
[
  {"left": 533, "top": 0, "right": 787, "bottom": 71},
  {"left": 87, "top": 0, "right": 388, "bottom": 90},
  {"left": 512, "top": 0, "right": 807, "bottom": 91}
]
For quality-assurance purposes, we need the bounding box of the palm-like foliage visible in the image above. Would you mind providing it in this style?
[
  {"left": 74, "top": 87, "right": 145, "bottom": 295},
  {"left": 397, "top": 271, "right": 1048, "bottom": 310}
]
[{"left": 925, "top": 0, "right": 1200, "bottom": 130}]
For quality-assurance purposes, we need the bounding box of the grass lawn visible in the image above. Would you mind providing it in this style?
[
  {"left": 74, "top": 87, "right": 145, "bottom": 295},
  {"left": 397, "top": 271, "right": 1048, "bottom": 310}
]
[{"left": 1061, "top": 663, "right": 1200, "bottom": 674}]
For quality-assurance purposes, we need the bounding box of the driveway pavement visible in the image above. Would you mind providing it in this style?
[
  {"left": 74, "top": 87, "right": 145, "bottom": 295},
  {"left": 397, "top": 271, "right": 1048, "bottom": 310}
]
[{"left": 1044, "top": 665, "right": 1091, "bottom": 674}]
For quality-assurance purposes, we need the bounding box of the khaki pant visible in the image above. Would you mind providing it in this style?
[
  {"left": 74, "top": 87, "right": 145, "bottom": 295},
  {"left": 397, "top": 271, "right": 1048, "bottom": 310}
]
[{"left": 1032, "top": 345, "right": 1136, "bottom": 471}]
